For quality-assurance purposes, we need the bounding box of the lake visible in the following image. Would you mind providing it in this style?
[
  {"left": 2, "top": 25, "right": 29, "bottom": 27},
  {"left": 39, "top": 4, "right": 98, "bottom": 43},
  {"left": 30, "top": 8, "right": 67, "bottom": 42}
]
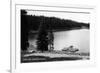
[
  {"left": 54, "top": 29, "right": 89, "bottom": 53},
  {"left": 28, "top": 29, "right": 90, "bottom": 53}
]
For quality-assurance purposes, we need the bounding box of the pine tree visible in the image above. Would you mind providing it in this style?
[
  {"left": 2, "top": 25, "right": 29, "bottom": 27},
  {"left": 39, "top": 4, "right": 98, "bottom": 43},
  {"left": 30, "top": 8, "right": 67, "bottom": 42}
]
[{"left": 36, "top": 17, "right": 48, "bottom": 52}]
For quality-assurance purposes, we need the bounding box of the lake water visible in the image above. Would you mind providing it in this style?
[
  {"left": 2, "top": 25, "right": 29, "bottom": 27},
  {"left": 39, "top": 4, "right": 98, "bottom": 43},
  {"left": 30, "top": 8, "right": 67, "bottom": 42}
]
[
  {"left": 29, "top": 29, "right": 90, "bottom": 53},
  {"left": 54, "top": 29, "right": 89, "bottom": 53}
]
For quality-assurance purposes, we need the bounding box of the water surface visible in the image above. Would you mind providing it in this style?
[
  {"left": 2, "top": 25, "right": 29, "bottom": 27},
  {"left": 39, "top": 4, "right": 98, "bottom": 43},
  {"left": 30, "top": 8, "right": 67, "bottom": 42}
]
[{"left": 54, "top": 29, "right": 89, "bottom": 53}]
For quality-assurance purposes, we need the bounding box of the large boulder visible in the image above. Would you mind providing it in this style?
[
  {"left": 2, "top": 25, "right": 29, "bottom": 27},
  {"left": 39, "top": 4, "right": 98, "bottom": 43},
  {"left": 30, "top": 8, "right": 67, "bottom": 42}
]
[{"left": 62, "top": 46, "right": 79, "bottom": 53}]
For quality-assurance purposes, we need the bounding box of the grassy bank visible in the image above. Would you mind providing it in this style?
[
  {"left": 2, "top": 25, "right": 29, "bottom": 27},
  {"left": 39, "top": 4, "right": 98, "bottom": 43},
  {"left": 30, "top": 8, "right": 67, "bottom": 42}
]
[{"left": 21, "top": 51, "right": 89, "bottom": 63}]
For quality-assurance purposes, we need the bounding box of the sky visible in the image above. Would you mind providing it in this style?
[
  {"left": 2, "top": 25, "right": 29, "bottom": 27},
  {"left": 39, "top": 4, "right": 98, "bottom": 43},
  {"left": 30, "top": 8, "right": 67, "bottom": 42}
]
[{"left": 26, "top": 10, "right": 90, "bottom": 23}]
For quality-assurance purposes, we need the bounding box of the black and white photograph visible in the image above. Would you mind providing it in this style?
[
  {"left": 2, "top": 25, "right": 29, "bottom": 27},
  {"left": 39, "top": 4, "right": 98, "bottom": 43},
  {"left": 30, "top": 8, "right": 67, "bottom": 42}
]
[{"left": 21, "top": 7, "right": 90, "bottom": 63}]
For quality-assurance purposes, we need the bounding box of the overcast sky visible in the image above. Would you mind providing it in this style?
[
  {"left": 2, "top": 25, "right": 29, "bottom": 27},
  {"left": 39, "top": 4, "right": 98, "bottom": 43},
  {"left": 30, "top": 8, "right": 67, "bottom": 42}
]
[{"left": 26, "top": 10, "right": 90, "bottom": 23}]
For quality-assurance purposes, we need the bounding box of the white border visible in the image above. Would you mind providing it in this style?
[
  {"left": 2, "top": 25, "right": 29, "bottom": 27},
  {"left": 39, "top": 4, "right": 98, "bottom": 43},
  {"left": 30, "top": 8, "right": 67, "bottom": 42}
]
[{"left": 11, "top": 2, "right": 96, "bottom": 73}]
